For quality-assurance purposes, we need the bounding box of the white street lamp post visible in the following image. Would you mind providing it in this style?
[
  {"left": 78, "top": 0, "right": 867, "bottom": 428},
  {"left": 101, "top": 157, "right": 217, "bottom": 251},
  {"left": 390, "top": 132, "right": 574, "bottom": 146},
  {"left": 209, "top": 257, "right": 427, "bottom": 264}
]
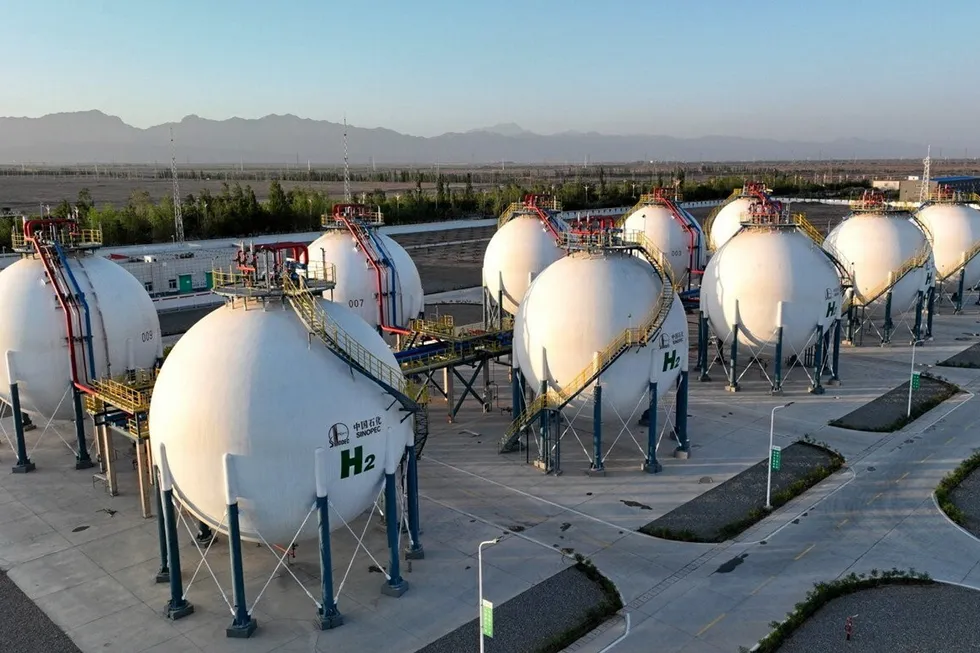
[
  {"left": 766, "top": 401, "right": 795, "bottom": 509},
  {"left": 908, "top": 339, "right": 925, "bottom": 418},
  {"left": 478, "top": 537, "right": 502, "bottom": 653}
]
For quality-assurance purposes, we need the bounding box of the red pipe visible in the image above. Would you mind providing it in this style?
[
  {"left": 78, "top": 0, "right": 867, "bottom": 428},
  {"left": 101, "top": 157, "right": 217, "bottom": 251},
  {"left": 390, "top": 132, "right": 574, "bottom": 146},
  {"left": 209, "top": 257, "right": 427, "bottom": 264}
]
[
  {"left": 28, "top": 233, "right": 94, "bottom": 395},
  {"left": 24, "top": 218, "right": 78, "bottom": 241},
  {"left": 253, "top": 242, "right": 310, "bottom": 267}
]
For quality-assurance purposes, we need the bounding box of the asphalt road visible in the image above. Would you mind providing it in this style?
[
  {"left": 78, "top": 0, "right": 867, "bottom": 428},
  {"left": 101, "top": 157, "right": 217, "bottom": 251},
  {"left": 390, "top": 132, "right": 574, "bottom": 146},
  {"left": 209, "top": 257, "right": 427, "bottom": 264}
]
[{"left": 587, "top": 376, "right": 980, "bottom": 653}]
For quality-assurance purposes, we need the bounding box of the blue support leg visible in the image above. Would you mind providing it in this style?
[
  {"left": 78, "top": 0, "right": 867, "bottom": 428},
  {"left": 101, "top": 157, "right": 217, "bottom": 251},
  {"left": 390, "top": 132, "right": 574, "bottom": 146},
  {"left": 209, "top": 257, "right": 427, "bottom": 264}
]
[
  {"left": 727, "top": 322, "right": 740, "bottom": 392},
  {"left": 643, "top": 382, "right": 662, "bottom": 473},
  {"left": 9, "top": 380, "right": 34, "bottom": 474},
  {"left": 72, "top": 387, "right": 94, "bottom": 470},
  {"left": 161, "top": 477, "right": 193, "bottom": 620},
  {"left": 405, "top": 445, "right": 424, "bottom": 560},
  {"left": 830, "top": 318, "right": 842, "bottom": 385},
  {"left": 316, "top": 494, "right": 343, "bottom": 629},
  {"left": 772, "top": 326, "right": 784, "bottom": 395},
  {"left": 882, "top": 289, "right": 894, "bottom": 344},
  {"left": 809, "top": 324, "right": 826, "bottom": 395},
  {"left": 674, "top": 371, "right": 690, "bottom": 457},
  {"left": 154, "top": 468, "right": 170, "bottom": 584},
  {"left": 957, "top": 269, "right": 966, "bottom": 314},
  {"left": 913, "top": 290, "right": 924, "bottom": 343},
  {"left": 226, "top": 501, "right": 257, "bottom": 637},
  {"left": 926, "top": 285, "right": 936, "bottom": 338},
  {"left": 698, "top": 311, "right": 711, "bottom": 382},
  {"left": 590, "top": 384, "right": 604, "bottom": 473},
  {"left": 381, "top": 472, "right": 409, "bottom": 597}
]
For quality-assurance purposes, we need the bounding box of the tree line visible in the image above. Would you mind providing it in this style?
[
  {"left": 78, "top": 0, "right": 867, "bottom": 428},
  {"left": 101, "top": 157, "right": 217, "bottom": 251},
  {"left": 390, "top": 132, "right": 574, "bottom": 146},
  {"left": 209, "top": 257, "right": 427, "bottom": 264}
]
[{"left": 0, "top": 170, "right": 870, "bottom": 248}]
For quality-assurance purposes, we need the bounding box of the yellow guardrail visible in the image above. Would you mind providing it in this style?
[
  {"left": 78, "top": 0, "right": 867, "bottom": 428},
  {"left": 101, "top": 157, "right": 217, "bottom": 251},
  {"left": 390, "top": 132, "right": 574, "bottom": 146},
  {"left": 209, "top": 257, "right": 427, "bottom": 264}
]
[
  {"left": 211, "top": 263, "right": 337, "bottom": 291},
  {"left": 853, "top": 242, "right": 932, "bottom": 307},
  {"left": 12, "top": 227, "right": 103, "bottom": 250},
  {"left": 703, "top": 189, "right": 742, "bottom": 251},
  {"left": 500, "top": 232, "right": 676, "bottom": 449},
  {"left": 497, "top": 198, "right": 562, "bottom": 229},
  {"left": 938, "top": 239, "right": 980, "bottom": 283},
  {"left": 282, "top": 274, "right": 428, "bottom": 406},
  {"left": 89, "top": 368, "right": 158, "bottom": 415},
  {"left": 793, "top": 212, "right": 824, "bottom": 244},
  {"left": 400, "top": 337, "right": 510, "bottom": 375},
  {"left": 408, "top": 315, "right": 456, "bottom": 338},
  {"left": 128, "top": 418, "right": 150, "bottom": 441},
  {"left": 321, "top": 208, "right": 384, "bottom": 228}
]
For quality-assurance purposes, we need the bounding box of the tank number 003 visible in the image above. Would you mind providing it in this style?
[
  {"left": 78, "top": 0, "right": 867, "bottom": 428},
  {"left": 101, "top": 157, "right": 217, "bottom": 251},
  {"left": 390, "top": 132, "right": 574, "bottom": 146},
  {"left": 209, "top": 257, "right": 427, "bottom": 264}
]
[
  {"left": 140, "top": 330, "right": 154, "bottom": 342},
  {"left": 340, "top": 445, "right": 377, "bottom": 479},
  {"left": 670, "top": 249, "right": 683, "bottom": 257},
  {"left": 348, "top": 299, "right": 365, "bottom": 308}
]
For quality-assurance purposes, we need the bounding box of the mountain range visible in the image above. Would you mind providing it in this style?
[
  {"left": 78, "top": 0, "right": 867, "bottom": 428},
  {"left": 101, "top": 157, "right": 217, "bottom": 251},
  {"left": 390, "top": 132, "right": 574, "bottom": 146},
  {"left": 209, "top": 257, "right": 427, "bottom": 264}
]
[{"left": 0, "top": 110, "right": 935, "bottom": 165}]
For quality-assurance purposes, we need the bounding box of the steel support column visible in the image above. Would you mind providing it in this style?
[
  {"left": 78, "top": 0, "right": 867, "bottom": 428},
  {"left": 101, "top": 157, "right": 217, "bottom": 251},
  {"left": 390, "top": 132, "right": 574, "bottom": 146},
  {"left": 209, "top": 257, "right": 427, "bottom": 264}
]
[
  {"left": 590, "top": 384, "right": 604, "bottom": 473},
  {"left": 159, "top": 448, "right": 193, "bottom": 621},
  {"left": 381, "top": 472, "right": 409, "bottom": 597},
  {"left": 405, "top": 444, "right": 424, "bottom": 560},
  {"left": 224, "top": 455, "right": 257, "bottom": 638},
  {"left": 674, "top": 370, "right": 689, "bottom": 456},
  {"left": 809, "top": 323, "right": 826, "bottom": 395},
  {"left": 72, "top": 386, "right": 94, "bottom": 470},
  {"left": 643, "top": 382, "right": 662, "bottom": 473},
  {"left": 314, "top": 449, "right": 343, "bottom": 630}
]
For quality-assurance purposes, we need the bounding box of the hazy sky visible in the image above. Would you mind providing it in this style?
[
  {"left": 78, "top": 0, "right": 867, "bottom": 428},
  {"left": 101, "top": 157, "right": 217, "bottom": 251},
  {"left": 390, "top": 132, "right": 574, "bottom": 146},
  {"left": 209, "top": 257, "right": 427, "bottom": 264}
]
[{"left": 4, "top": 0, "right": 978, "bottom": 144}]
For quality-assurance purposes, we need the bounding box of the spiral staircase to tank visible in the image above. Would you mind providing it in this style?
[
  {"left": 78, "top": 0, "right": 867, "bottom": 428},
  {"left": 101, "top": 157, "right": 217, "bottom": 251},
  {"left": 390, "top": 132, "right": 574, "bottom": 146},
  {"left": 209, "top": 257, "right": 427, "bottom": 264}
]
[{"left": 497, "top": 230, "right": 676, "bottom": 454}]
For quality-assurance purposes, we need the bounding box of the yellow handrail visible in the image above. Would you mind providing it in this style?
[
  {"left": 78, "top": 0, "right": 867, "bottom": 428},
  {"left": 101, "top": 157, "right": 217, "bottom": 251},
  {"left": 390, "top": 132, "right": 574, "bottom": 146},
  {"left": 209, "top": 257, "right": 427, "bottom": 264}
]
[
  {"left": 938, "top": 239, "right": 980, "bottom": 283},
  {"left": 853, "top": 242, "right": 932, "bottom": 307},
  {"left": 281, "top": 274, "right": 427, "bottom": 406},
  {"left": 702, "top": 189, "right": 742, "bottom": 251},
  {"left": 501, "top": 233, "right": 676, "bottom": 447},
  {"left": 12, "top": 227, "right": 103, "bottom": 250},
  {"left": 89, "top": 369, "right": 158, "bottom": 414}
]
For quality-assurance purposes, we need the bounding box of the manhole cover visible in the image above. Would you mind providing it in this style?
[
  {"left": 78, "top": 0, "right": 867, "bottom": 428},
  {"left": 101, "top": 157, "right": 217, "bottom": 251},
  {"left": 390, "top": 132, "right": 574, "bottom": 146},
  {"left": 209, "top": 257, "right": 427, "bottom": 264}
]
[{"left": 699, "top": 476, "right": 714, "bottom": 484}]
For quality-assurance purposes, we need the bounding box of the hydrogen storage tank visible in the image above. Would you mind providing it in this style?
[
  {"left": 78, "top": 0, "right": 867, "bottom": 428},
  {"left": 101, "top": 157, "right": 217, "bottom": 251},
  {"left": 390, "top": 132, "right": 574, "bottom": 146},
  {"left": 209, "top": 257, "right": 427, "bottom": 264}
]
[
  {"left": 514, "top": 251, "right": 688, "bottom": 420},
  {"left": 706, "top": 183, "right": 778, "bottom": 252},
  {"left": 622, "top": 190, "right": 706, "bottom": 288},
  {"left": 822, "top": 195, "right": 933, "bottom": 342},
  {"left": 0, "top": 228, "right": 161, "bottom": 420},
  {"left": 914, "top": 202, "right": 980, "bottom": 289},
  {"left": 309, "top": 205, "right": 424, "bottom": 331},
  {"left": 483, "top": 212, "right": 566, "bottom": 316},
  {"left": 700, "top": 215, "right": 842, "bottom": 389},
  {"left": 149, "top": 295, "right": 412, "bottom": 544}
]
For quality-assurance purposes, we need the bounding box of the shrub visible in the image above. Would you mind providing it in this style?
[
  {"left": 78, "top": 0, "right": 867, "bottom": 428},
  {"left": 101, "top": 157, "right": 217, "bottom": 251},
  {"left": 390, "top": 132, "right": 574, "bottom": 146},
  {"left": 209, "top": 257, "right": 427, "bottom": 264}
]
[
  {"left": 533, "top": 556, "right": 623, "bottom": 653},
  {"left": 935, "top": 450, "right": 980, "bottom": 527}
]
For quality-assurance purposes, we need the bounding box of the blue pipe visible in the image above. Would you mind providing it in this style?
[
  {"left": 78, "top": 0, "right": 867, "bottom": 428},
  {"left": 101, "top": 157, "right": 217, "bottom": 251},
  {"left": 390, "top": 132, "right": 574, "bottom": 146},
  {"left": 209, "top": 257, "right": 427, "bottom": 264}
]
[
  {"left": 367, "top": 228, "right": 401, "bottom": 328},
  {"left": 52, "top": 242, "right": 97, "bottom": 381}
]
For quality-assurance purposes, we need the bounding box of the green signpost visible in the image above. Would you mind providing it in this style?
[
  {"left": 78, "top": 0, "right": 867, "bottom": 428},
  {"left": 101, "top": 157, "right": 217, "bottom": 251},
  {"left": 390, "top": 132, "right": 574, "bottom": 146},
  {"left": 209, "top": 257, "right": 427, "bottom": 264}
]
[
  {"left": 482, "top": 599, "right": 494, "bottom": 638},
  {"left": 911, "top": 372, "right": 921, "bottom": 390},
  {"left": 771, "top": 446, "right": 782, "bottom": 472}
]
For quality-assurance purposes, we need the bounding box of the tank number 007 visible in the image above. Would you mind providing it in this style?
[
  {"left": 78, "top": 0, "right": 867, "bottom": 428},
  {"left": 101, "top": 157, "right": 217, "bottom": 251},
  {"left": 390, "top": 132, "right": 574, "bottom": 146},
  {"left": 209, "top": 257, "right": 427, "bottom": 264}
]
[
  {"left": 140, "top": 330, "right": 154, "bottom": 342},
  {"left": 348, "top": 299, "right": 365, "bottom": 308},
  {"left": 340, "top": 445, "right": 377, "bottom": 479}
]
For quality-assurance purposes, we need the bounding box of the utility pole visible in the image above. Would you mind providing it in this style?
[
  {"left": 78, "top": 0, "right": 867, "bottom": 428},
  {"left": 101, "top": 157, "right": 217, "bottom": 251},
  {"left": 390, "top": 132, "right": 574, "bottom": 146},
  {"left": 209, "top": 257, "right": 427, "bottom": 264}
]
[
  {"left": 343, "top": 116, "right": 352, "bottom": 203},
  {"left": 920, "top": 145, "right": 931, "bottom": 204}
]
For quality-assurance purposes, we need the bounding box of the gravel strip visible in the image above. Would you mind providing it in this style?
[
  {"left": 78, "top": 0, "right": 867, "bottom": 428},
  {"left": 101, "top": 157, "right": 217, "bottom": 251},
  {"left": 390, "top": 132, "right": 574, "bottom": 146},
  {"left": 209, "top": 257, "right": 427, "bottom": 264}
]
[
  {"left": 939, "top": 340, "right": 980, "bottom": 369},
  {"left": 415, "top": 565, "right": 612, "bottom": 653},
  {"left": 0, "top": 570, "right": 81, "bottom": 653},
  {"left": 949, "top": 465, "right": 980, "bottom": 536},
  {"left": 829, "top": 376, "right": 957, "bottom": 432},
  {"left": 640, "top": 442, "right": 837, "bottom": 542},
  {"left": 775, "top": 583, "right": 980, "bottom": 652}
]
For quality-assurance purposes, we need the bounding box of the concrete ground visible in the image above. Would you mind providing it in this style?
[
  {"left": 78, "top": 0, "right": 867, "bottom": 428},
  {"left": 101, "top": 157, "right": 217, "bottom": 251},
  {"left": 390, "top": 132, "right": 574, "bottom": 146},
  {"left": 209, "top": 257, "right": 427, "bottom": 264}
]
[{"left": 3, "top": 299, "right": 980, "bottom": 652}]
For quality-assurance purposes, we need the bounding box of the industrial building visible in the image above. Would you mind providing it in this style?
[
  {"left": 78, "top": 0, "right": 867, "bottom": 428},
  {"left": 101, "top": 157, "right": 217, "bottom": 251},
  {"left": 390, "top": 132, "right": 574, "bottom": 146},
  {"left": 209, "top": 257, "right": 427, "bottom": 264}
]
[{"left": 899, "top": 175, "right": 980, "bottom": 201}]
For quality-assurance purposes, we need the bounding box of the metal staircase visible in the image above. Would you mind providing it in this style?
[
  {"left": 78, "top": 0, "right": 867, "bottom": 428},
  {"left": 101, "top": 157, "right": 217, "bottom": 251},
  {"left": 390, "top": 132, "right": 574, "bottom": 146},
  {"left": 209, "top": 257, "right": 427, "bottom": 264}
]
[
  {"left": 620, "top": 187, "right": 704, "bottom": 290},
  {"left": 281, "top": 274, "right": 426, "bottom": 415},
  {"left": 326, "top": 204, "right": 407, "bottom": 333},
  {"left": 497, "top": 194, "right": 563, "bottom": 241},
  {"left": 497, "top": 229, "right": 676, "bottom": 453},
  {"left": 853, "top": 243, "right": 932, "bottom": 307}
]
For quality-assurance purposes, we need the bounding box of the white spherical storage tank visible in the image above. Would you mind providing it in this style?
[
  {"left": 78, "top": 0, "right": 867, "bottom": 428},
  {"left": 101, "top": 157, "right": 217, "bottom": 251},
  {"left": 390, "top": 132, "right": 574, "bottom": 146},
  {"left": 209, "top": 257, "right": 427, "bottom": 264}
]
[
  {"left": 483, "top": 215, "right": 565, "bottom": 315},
  {"left": 308, "top": 229, "right": 423, "bottom": 330},
  {"left": 0, "top": 256, "right": 161, "bottom": 420},
  {"left": 149, "top": 299, "right": 412, "bottom": 544},
  {"left": 823, "top": 212, "right": 932, "bottom": 310},
  {"left": 708, "top": 197, "right": 755, "bottom": 251},
  {"left": 702, "top": 227, "right": 841, "bottom": 355},
  {"left": 915, "top": 203, "right": 980, "bottom": 287},
  {"left": 623, "top": 204, "right": 705, "bottom": 282},
  {"left": 514, "top": 252, "right": 687, "bottom": 419}
]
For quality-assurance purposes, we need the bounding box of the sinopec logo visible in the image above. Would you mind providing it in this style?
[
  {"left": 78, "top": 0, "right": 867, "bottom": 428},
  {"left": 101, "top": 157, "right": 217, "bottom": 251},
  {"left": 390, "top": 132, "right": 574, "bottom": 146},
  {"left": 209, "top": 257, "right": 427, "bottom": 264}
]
[{"left": 328, "top": 423, "right": 350, "bottom": 448}]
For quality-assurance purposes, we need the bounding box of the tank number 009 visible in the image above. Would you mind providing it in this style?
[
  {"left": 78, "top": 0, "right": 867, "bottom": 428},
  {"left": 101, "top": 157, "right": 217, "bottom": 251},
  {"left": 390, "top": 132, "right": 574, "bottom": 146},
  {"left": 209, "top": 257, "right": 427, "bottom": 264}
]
[
  {"left": 340, "top": 445, "right": 377, "bottom": 479},
  {"left": 140, "top": 330, "right": 154, "bottom": 342},
  {"left": 348, "top": 299, "right": 365, "bottom": 308}
]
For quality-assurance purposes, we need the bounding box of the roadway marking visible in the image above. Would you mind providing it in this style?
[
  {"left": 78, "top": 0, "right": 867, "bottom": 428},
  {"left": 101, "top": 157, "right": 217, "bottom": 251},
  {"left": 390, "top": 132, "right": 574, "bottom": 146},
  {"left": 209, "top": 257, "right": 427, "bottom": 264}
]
[
  {"left": 921, "top": 453, "right": 934, "bottom": 463},
  {"left": 896, "top": 472, "right": 910, "bottom": 483},
  {"left": 750, "top": 576, "right": 775, "bottom": 595},
  {"left": 836, "top": 518, "right": 849, "bottom": 529},
  {"left": 696, "top": 613, "right": 726, "bottom": 637},
  {"left": 867, "top": 492, "right": 883, "bottom": 506},
  {"left": 795, "top": 544, "right": 815, "bottom": 561},
  {"left": 946, "top": 436, "right": 956, "bottom": 445}
]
